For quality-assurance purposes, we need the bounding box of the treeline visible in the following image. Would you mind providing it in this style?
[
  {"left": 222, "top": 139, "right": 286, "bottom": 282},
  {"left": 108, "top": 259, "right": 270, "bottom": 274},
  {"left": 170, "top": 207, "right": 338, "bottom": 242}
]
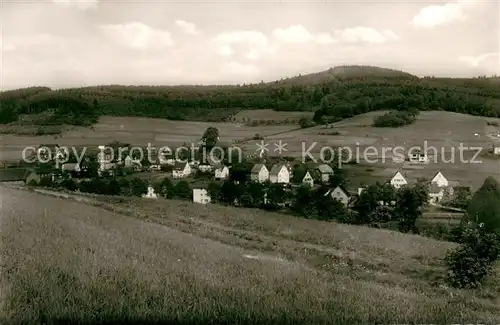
[{"left": 1, "top": 67, "right": 499, "bottom": 125}]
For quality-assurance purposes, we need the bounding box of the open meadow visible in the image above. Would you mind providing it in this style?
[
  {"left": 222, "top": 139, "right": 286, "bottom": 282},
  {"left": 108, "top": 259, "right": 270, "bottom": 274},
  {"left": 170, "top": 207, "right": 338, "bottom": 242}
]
[
  {"left": 232, "top": 109, "right": 314, "bottom": 122},
  {"left": 1, "top": 185, "right": 500, "bottom": 324},
  {"left": 240, "top": 111, "right": 500, "bottom": 191},
  {"left": 0, "top": 115, "right": 299, "bottom": 161}
]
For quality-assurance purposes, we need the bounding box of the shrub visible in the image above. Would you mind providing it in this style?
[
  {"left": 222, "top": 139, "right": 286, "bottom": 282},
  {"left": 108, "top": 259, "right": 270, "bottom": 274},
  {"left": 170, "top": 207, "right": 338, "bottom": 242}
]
[
  {"left": 373, "top": 110, "right": 418, "bottom": 128},
  {"left": 445, "top": 223, "right": 500, "bottom": 288}
]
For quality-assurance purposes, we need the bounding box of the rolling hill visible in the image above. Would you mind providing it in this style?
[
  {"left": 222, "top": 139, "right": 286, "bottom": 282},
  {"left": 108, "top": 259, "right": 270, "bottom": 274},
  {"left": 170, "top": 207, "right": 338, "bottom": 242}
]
[
  {"left": 2, "top": 185, "right": 500, "bottom": 324},
  {"left": 1, "top": 65, "right": 499, "bottom": 127}
]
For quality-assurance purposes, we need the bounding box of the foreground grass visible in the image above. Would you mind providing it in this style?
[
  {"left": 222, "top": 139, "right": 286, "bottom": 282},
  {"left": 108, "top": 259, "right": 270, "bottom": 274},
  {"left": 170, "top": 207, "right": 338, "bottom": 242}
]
[{"left": 1, "top": 187, "right": 500, "bottom": 324}]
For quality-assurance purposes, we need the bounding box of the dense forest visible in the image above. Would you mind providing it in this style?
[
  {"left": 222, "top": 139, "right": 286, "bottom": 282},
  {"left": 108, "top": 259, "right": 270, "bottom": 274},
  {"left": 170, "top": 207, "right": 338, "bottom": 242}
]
[{"left": 1, "top": 65, "right": 499, "bottom": 126}]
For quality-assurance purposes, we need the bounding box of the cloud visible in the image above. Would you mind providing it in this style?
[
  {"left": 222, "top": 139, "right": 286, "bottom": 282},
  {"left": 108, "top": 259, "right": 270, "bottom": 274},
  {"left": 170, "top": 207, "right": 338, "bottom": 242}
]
[
  {"left": 273, "top": 25, "right": 313, "bottom": 43},
  {"left": 100, "top": 22, "right": 174, "bottom": 50},
  {"left": 412, "top": 1, "right": 471, "bottom": 28},
  {"left": 217, "top": 45, "right": 233, "bottom": 56},
  {"left": 273, "top": 25, "right": 339, "bottom": 45},
  {"left": 52, "top": 0, "right": 98, "bottom": 10},
  {"left": 333, "top": 26, "right": 398, "bottom": 44},
  {"left": 315, "top": 33, "right": 338, "bottom": 45},
  {"left": 225, "top": 61, "right": 260, "bottom": 75},
  {"left": 175, "top": 20, "right": 200, "bottom": 35},
  {"left": 212, "top": 30, "right": 272, "bottom": 60},
  {"left": 458, "top": 53, "right": 498, "bottom": 67}
]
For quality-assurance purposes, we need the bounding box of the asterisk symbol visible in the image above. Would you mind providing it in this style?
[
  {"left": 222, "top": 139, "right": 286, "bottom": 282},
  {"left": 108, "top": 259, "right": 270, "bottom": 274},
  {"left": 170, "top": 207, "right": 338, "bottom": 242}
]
[
  {"left": 255, "top": 140, "right": 269, "bottom": 153},
  {"left": 274, "top": 140, "right": 288, "bottom": 154}
]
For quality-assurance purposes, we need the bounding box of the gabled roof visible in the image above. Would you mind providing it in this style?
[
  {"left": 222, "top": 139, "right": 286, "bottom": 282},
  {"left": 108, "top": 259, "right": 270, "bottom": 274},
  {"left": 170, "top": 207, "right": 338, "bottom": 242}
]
[
  {"left": 317, "top": 164, "right": 334, "bottom": 174},
  {"left": 391, "top": 171, "right": 406, "bottom": 180},
  {"left": 251, "top": 163, "right": 267, "bottom": 174},
  {"left": 325, "top": 185, "right": 351, "bottom": 198},
  {"left": 269, "top": 163, "right": 287, "bottom": 177}
]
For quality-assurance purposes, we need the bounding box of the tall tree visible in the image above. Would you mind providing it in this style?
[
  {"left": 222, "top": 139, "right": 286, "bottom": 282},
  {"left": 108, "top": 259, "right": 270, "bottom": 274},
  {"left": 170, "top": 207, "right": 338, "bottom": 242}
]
[
  {"left": 174, "top": 180, "right": 192, "bottom": 200},
  {"left": 467, "top": 177, "right": 500, "bottom": 234},
  {"left": 395, "top": 183, "right": 428, "bottom": 233},
  {"left": 201, "top": 127, "right": 219, "bottom": 149}
]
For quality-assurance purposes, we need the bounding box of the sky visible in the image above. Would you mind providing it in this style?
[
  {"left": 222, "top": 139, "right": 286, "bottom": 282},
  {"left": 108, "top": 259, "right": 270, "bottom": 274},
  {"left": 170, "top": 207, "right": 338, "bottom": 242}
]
[{"left": 0, "top": 0, "right": 499, "bottom": 89}]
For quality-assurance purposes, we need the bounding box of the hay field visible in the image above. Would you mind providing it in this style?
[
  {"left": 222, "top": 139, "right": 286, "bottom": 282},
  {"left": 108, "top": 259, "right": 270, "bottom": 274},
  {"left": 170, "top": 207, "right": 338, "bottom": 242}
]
[
  {"left": 2, "top": 186, "right": 500, "bottom": 324},
  {"left": 240, "top": 111, "right": 500, "bottom": 190},
  {"left": 233, "top": 109, "right": 314, "bottom": 122},
  {"left": 0, "top": 116, "right": 297, "bottom": 162}
]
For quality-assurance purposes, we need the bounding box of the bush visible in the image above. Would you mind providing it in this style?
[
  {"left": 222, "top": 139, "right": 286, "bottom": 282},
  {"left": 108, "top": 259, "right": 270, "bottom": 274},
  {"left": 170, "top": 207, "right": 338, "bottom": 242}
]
[
  {"left": 445, "top": 223, "right": 500, "bottom": 288},
  {"left": 373, "top": 110, "right": 418, "bottom": 128}
]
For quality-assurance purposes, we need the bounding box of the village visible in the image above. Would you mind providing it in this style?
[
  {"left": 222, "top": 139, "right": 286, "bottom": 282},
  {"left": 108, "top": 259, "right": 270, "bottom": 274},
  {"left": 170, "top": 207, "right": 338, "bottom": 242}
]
[{"left": 18, "top": 139, "right": 470, "bottom": 217}]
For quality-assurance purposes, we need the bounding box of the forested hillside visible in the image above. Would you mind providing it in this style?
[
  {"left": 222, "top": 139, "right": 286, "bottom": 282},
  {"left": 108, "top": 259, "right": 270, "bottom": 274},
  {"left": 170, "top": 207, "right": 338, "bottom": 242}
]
[{"left": 1, "top": 65, "right": 499, "bottom": 126}]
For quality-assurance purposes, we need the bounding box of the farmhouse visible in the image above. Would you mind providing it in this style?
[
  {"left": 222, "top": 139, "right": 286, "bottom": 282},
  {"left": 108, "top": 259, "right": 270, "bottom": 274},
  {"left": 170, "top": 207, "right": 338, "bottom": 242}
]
[
  {"left": 172, "top": 162, "right": 192, "bottom": 178},
  {"left": 142, "top": 185, "right": 158, "bottom": 199},
  {"left": 326, "top": 186, "right": 351, "bottom": 206},
  {"left": 250, "top": 164, "right": 269, "bottom": 183},
  {"left": 428, "top": 184, "right": 444, "bottom": 203},
  {"left": 316, "top": 164, "right": 334, "bottom": 183},
  {"left": 429, "top": 171, "right": 460, "bottom": 198},
  {"left": 390, "top": 171, "right": 407, "bottom": 189},
  {"left": 193, "top": 188, "right": 211, "bottom": 204},
  {"left": 269, "top": 163, "right": 290, "bottom": 184},
  {"left": 214, "top": 166, "right": 230, "bottom": 180},
  {"left": 430, "top": 172, "right": 448, "bottom": 187},
  {"left": 302, "top": 171, "right": 314, "bottom": 187}
]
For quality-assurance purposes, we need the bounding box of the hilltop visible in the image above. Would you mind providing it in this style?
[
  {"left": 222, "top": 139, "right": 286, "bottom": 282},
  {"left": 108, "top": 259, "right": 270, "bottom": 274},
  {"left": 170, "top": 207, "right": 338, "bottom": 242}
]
[{"left": 0, "top": 65, "right": 499, "bottom": 128}]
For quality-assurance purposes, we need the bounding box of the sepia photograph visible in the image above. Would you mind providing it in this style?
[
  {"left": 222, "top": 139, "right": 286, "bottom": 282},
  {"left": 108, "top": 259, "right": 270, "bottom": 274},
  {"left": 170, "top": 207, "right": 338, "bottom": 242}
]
[{"left": 1, "top": 0, "right": 500, "bottom": 324}]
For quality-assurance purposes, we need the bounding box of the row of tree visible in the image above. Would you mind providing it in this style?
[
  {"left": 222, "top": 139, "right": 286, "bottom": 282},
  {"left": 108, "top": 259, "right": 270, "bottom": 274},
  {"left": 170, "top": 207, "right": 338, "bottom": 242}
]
[{"left": 1, "top": 70, "right": 499, "bottom": 125}]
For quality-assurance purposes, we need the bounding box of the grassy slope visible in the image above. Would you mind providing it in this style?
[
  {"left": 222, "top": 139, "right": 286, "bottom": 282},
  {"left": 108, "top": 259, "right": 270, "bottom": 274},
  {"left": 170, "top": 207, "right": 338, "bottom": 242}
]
[{"left": 2, "top": 186, "right": 499, "bottom": 324}]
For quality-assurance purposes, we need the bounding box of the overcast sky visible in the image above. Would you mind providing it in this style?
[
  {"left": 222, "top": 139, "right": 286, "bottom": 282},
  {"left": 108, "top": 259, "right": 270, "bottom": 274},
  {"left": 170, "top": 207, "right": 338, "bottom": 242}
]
[{"left": 1, "top": 0, "right": 499, "bottom": 90}]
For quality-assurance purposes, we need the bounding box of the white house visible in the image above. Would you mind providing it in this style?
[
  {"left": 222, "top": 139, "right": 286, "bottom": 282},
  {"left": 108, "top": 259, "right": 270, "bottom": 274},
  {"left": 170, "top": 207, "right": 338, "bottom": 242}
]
[
  {"left": 142, "top": 185, "right": 158, "bottom": 199},
  {"left": 390, "top": 171, "right": 408, "bottom": 189},
  {"left": 172, "top": 162, "right": 191, "bottom": 178},
  {"left": 123, "top": 155, "right": 134, "bottom": 168},
  {"left": 317, "top": 164, "right": 334, "bottom": 183},
  {"left": 193, "top": 188, "right": 211, "bottom": 204},
  {"left": 494, "top": 144, "right": 500, "bottom": 155},
  {"left": 198, "top": 164, "right": 213, "bottom": 173},
  {"left": 408, "top": 149, "right": 429, "bottom": 163},
  {"left": 302, "top": 171, "right": 314, "bottom": 187},
  {"left": 269, "top": 163, "right": 290, "bottom": 184},
  {"left": 326, "top": 186, "right": 350, "bottom": 206},
  {"left": 431, "top": 172, "right": 448, "bottom": 187},
  {"left": 429, "top": 171, "right": 460, "bottom": 198},
  {"left": 428, "top": 184, "right": 444, "bottom": 203},
  {"left": 214, "top": 166, "right": 230, "bottom": 180},
  {"left": 250, "top": 164, "right": 269, "bottom": 183}
]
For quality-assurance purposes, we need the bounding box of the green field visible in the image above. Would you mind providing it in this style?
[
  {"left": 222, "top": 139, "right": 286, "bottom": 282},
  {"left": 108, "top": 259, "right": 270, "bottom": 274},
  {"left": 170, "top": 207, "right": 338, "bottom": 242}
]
[
  {"left": 232, "top": 109, "right": 314, "bottom": 122},
  {"left": 2, "top": 185, "right": 500, "bottom": 324}
]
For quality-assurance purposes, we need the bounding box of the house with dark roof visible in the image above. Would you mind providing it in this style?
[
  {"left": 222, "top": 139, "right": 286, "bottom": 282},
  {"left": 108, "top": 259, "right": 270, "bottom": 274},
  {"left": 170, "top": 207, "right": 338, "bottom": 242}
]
[
  {"left": 269, "top": 163, "right": 290, "bottom": 184},
  {"left": 250, "top": 164, "right": 269, "bottom": 183},
  {"left": 316, "top": 164, "right": 334, "bottom": 183},
  {"left": 172, "top": 162, "right": 191, "bottom": 178},
  {"left": 325, "top": 185, "right": 351, "bottom": 206}
]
